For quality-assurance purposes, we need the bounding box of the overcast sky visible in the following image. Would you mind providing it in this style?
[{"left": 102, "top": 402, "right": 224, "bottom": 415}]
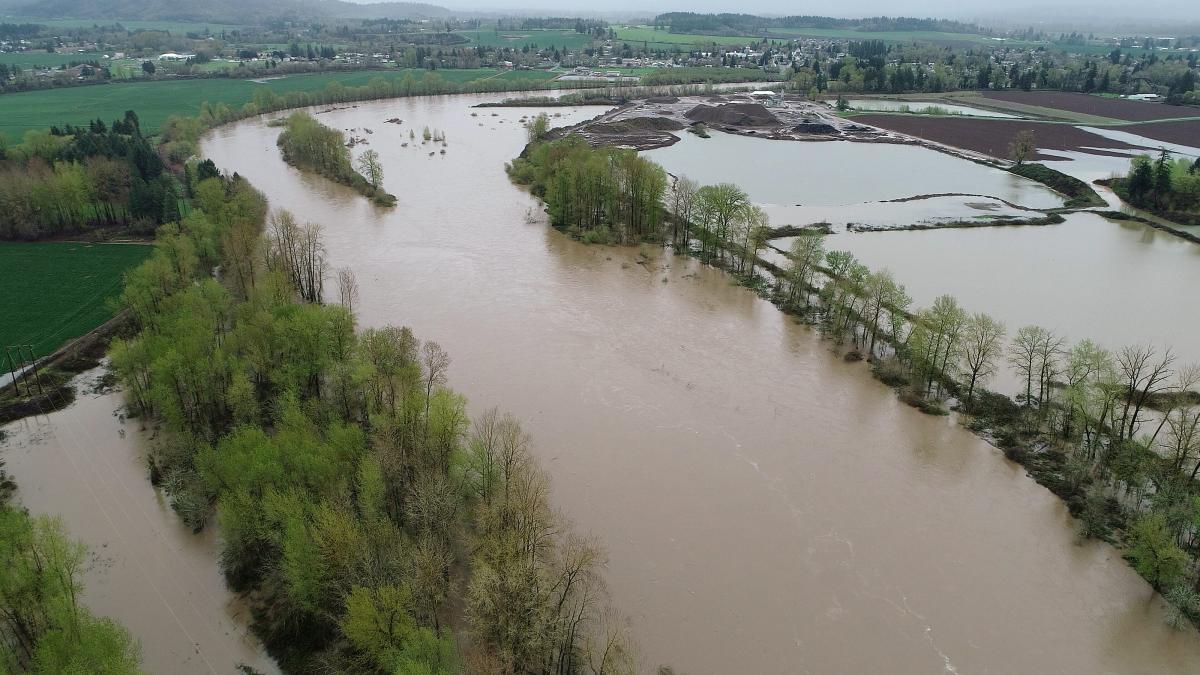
[{"left": 409, "top": 0, "right": 1199, "bottom": 24}]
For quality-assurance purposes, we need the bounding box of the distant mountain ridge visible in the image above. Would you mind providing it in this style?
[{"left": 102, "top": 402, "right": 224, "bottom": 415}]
[{"left": 1, "top": 0, "right": 451, "bottom": 23}]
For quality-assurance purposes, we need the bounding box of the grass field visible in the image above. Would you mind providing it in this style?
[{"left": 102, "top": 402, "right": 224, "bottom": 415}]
[
  {"left": 768, "top": 28, "right": 1040, "bottom": 46},
  {"left": 0, "top": 67, "right": 560, "bottom": 140},
  {"left": 613, "top": 26, "right": 764, "bottom": 47},
  {"left": 0, "top": 242, "right": 151, "bottom": 358},
  {"left": 0, "top": 50, "right": 110, "bottom": 69},
  {"left": 454, "top": 29, "right": 594, "bottom": 50}
]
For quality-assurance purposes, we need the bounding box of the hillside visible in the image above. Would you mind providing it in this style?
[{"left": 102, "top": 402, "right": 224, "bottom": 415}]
[{"left": 2, "top": 0, "right": 451, "bottom": 23}]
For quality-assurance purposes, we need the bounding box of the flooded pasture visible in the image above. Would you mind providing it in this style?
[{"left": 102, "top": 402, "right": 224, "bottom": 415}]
[
  {"left": 845, "top": 99, "right": 1021, "bottom": 118},
  {"left": 643, "top": 130, "right": 1064, "bottom": 210}
]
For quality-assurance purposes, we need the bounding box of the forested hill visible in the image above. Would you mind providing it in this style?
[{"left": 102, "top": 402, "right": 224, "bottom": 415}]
[
  {"left": 1, "top": 0, "right": 451, "bottom": 22},
  {"left": 653, "top": 12, "right": 991, "bottom": 36}
]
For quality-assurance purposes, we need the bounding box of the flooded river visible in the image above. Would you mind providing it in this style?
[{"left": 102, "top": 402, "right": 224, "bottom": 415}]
[
  {"left": 200, "top": 93, "right": 1200, "bottom": 674},
  {"left": 1, "top": 369, "right": 278, "bottom": 674}
]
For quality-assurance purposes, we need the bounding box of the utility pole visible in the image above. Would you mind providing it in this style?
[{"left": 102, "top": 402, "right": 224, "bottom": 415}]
[
  {"left": 3, "top": 347, "right": 20, "bottom": 397},
  {"left": 21, "top": 345, "right": 46, "bottom": 397}
]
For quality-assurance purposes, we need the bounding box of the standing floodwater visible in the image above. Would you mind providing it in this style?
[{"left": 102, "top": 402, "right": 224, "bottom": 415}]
[
  {"left": 203, "top": 93, "right": 1200, "bottom": 673},
  {"left": 1, "top": 369, "right": 278, "bottom": 674}
]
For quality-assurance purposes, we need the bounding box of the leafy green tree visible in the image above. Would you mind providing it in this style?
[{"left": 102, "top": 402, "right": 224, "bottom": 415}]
[
  {"left": 960, "top": 313, "right": 1005, "bottom": 407},
  {"left": 526, "top": 112, "right": 550, "bottom": 143},
  {"left": 356, "top": 149, "right": 384, "bottom": 192},
  {"left": 0, "top": 508, "right": 142, "bottom": 674},
  {"left": 1128, "top": 513, "right": 1189, "bottom": 588}
]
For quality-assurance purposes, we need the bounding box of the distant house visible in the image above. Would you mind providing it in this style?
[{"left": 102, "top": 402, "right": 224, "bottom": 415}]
[
  {"left": 1126, "top": 93, "right": 1163, "bottom": 101},
  {"left": 749, "top": 90, "right": 776, "bottom": 98},
  {"left": 157, "top": 52, "right": 193, "bottom": 61}
]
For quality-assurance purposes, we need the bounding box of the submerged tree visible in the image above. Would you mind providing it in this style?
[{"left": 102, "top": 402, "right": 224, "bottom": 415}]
[
  {"left": 960, "top": 313, "right": 1005, "bottom": 407},
  {"left": 355, "top": 149, "right": 384, "bottom": 192}
]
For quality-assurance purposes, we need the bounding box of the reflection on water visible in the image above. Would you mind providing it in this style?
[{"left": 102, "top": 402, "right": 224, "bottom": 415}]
[
  {"left": 1076, "top": 126, "right": 1200, "bottom": 159},
  {"left": 202, "top": 92, "right": 1200, "bottom": 674},
  {"left": 846, "top": 99, "right": 1020, "bottom": 118},
  {"left": 643, "top": 130, "right": 1064, "bottom": 209}
]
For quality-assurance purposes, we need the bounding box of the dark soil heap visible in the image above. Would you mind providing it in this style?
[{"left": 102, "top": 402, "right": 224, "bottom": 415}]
[
  {"left": 685, "top": 102, "right": 780, "bottom": 127},
  {"left": 588, "top": 117, "right": 687, "bottom": 134},
  {"left": 792, "top": 122, "right": 837, "bottom": 134}
]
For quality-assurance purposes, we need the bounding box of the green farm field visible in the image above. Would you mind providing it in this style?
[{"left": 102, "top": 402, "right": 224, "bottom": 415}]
[
  {"left": 0, "top": 50, "right": 109, "bottom": 69},
  {"left": 454, "top": 29, "right": 594, "bottom": 50},
  {"left": 0, "top": 241, "right": 151, "bottom": 358},
  {"left": 613, "top": 26, "right": 765, "bottom": 47},
  {"left": 0, "top": 67, "right": 558, "bottom": 140}
]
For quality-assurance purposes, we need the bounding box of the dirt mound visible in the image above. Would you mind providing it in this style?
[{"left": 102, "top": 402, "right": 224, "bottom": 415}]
[
  {"left": 685, "top": 103, "right": 779, "bottom": 127},
  {"left": 589, "top": 117, "right": 686, "bottom": 134},
  {"left": 645, "top": 96, "right": 680, "bottom": 103},
  {"left": 792, "top": 122, "right": 837, "bottom": 134}
]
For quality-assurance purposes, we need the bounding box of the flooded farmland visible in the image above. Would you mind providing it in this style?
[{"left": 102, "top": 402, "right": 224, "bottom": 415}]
[
  {"left": 844, "top": 98, "right": 1022, "bottom": 118},
  {"left": 648, "top": 128, "right": 1200, "bottom": 369},
  {"left": 192, "top": 92, "right": 1200, "bottom": 674}
]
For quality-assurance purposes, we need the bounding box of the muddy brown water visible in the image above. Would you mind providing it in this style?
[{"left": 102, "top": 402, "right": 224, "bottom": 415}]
[
  {"left": 196, "top": 92, "right": 1200, "bottom": 673},
  {"left": 1, "top": 369, "right": 278, "bottom": 674}
]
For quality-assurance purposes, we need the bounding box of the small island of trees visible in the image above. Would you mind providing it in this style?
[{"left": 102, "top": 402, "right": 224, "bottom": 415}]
[
  {"left": 1112, "top": 150, "right": 1200, "bottom": 225},
  {"left": 276, "top": 111, "right": 397, "bottom": 207}
]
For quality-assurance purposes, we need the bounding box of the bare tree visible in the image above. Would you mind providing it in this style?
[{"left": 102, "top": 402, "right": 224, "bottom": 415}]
[
  {"left": 1009, "top": 325, "right": 1049, "bottom": 408},
  {"left": 1009, "top": 130, "right": 1036, "bottom": 166},
  {"left": 337, "top": 266, "right": 359, "bottom": 314},
  {"left": 1034, "top": 329, "right": 1066, "bottom": 409},
  {"left": 265, "top": 210, "right": 327, "bottom": 303},
  {"left": 421, "top": 340, "right": 451, "bottom": 438},
  {"left": 1152, "top": 363, "right": 1199, "bottom": 459},
  {"left": 1116, "top": 344, "right": 1175, "bottom": 441}
]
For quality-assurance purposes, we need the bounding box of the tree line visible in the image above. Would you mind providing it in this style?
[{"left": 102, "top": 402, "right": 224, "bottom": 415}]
[
  {"left": 1113, "top": 150, "right": 1200, "bottom": 225},
  {"left": 518, "top": 138, "right": 1200, "bottom": 626},
  {"left": 109, "top": 159, "right": 637, "bottom": 672},
  {"left": 510, "top": 132, "right": 773, "bottom": 270},
  {"left": 0, "top": 111, "right": 179, "bottom": 240},
  {"left": 508, "top": 132, "right": 669, "bottom": 244}
]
